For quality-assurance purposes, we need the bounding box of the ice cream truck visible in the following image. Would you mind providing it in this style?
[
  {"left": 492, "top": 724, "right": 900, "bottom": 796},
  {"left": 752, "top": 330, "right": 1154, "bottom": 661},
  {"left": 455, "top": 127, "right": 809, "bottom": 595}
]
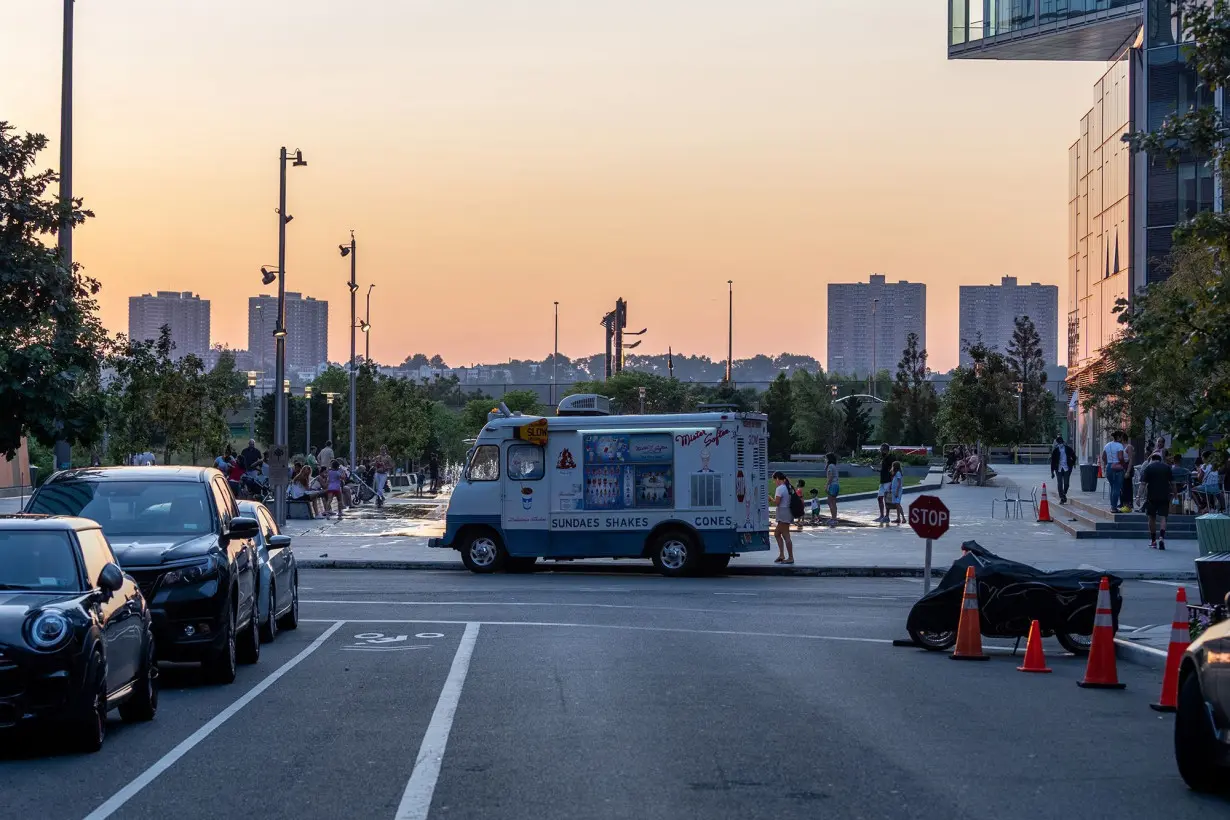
[{"left": 429, "top": 395, "right": 771, "bottom": 576}]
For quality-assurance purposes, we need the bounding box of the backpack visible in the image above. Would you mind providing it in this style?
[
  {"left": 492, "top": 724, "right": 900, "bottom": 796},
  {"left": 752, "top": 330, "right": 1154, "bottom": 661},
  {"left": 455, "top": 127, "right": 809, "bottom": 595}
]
[{"left": 788, "top": 487, "right": 805, "bottom": 518}]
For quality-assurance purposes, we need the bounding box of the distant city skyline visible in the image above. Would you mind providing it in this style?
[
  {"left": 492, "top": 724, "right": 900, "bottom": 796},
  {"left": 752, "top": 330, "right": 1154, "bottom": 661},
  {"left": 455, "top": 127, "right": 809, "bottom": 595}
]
[
  {"left": 958, "top": 277, "right": 1059, "bottom": 368},
  {"left": 826, "top": 275, "right": 926, "bottom": 378},
  {"left": 128, "top": 291, "right": 210, "bottom": 361}
]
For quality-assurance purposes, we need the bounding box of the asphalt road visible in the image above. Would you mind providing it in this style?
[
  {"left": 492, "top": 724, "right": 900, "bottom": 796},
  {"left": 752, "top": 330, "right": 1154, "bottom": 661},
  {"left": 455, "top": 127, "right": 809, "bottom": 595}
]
[{"left": 1, "top": 571, "right": 1224, "bottom": 820}]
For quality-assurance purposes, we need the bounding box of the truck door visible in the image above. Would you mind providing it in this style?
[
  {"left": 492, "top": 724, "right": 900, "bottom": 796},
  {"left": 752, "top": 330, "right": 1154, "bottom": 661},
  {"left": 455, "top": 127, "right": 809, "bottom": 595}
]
[{"left": 501, "top": 442, "right": 548, "bottom": 557}]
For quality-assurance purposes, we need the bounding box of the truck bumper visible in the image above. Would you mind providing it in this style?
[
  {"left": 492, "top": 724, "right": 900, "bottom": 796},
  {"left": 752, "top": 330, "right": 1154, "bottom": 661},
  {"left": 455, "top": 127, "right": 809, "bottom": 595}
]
[{"left": 428, "top": 537, "right": 446, "bottom": 549}]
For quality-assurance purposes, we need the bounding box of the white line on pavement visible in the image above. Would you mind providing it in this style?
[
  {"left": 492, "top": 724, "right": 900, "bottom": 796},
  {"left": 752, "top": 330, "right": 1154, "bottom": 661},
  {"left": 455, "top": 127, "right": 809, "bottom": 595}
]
[
  {"left": 358, "top": 542, "right": 378, "bottom": 549},
  {"left": 82, "top": 621, "right": 346, "bottom": 820},
  {"left": 713, "top": 592, "right": 757, "bottom": 596},
  {"left": 304, "top": 618, "right": 893, "bottom": 645},
  {"left": 302, "top": 599, "right": 725, "bottom": 614},
  {"left": 847, "top": 596, "right": 915, "bottom": 600},
  {"left": 394, "top": 622, "right": 480, "bottom": 820},
  {"left": 1140, "top": 580, "right": 1188, "bottom": 588}
]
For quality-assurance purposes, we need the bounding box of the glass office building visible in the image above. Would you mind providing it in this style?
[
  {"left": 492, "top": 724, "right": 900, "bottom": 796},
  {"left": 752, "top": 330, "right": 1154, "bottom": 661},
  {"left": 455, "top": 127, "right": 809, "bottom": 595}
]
[{"left": 950, "top": 1, "right": 1143, "bottom": 59}]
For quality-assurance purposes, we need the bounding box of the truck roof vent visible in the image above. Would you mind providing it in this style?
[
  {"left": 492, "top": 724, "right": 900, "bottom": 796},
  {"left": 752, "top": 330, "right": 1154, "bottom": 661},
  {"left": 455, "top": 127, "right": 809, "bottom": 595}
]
[{"left": 557, "top": 394, "right": 611, "bottom": 416}]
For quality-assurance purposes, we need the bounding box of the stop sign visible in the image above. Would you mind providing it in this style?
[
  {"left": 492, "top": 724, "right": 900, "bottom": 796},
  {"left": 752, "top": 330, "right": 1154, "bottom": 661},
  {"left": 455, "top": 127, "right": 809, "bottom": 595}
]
[{"left": 908, "top": 495, "right": 950, "bottom": 540}]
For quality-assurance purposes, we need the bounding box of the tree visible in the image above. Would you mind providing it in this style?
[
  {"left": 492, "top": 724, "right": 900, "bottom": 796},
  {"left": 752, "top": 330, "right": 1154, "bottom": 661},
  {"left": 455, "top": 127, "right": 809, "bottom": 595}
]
[
  {"left": 790, "top": 370, "right": 842, "bottom": 454},
  {"left": 761, "top": 372, "right": 794, "bottom": 461},
  {"left": 1005, "top": 316, "right": 1053, "bottom": 442},
  {"left": 840, "top": 396, "right": 873, "bottom": 456},
  {"left": 460, "top": 389, "right": 544, "bottom": 435},
  {"left": 0, "top": 123, "right": 109, "bottom": 457},
  {"left": 936, "top": 341, "right": 1018, "bottom": 447},
  {"left": 565, "top": 372, "right": 700, "bottom": 416},
  {"left": 879, "top": 333, "right": 937, "bottom": 446}
]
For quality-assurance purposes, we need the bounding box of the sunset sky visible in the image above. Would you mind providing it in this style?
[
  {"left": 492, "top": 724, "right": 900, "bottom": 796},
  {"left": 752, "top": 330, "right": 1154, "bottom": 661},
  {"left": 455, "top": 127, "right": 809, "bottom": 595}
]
[{"left": 3, "top": 1, "right": 1106, "bottom": 371}]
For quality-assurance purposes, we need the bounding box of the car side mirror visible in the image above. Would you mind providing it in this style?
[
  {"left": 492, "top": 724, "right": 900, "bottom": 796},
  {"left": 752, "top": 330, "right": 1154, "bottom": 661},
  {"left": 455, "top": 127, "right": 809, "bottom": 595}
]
[
  {"left": 97, "top": 563, "right": 124, "bottom": 593},
  {"left": 228, "top": 516, "right": 259, "bottom": 538},
  {"left": 268, "top": 534, "right": 292, "bottom": 549}
]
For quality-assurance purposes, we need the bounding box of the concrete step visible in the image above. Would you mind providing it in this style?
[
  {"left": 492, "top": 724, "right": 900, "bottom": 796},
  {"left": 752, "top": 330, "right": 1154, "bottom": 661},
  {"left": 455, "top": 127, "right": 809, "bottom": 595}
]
[
  {"left": 1049, "top": 502, "right": 1199, "bottom": 539},
  {"left": 1063, "top": 496, "right": 1116, "bottom": 521}
]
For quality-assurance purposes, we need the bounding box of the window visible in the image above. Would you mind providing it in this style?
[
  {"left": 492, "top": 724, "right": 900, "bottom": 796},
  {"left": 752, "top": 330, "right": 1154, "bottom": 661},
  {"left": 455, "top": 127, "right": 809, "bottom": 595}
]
[
  {"left": 77, "top": 529, "right": 118, "bottom": 587},
  {"left": 257, "top": 508, "right": 277, "bottom": 541},
  {"left": 29, "top": 480, "right": 216, "bottom": 537},
  {"left": 691, "top": 474, "right": 723, "bottom": 508},
  {"left": 507, "top": 445, "right": 545, "bottom": 481},
  {"left": 0, "top": 531, "right": 82, "bottom": 591},
  {"left": 466, "top": 445, "right": 500, "bottom": 481},
  {"left": 210, "top": 479, "right": 237, "bottom": 526},
  {"left": 582, "top": 433, "right": 674, "bottom": 510}
]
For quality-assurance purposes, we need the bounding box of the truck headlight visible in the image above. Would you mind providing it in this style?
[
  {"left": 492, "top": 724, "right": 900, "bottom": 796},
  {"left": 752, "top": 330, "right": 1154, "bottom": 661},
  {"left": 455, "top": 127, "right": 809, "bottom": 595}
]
[
  {"left": 29, "top": 610, "right": 71, "bottom": 650},
  {"left": 164, "top": 556, "right": 220, "bottom": 585}
]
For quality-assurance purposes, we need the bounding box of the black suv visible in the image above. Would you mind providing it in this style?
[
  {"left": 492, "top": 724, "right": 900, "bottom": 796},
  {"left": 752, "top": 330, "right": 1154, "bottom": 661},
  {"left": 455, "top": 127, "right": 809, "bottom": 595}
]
[
  {"left": 0, "top": 516, "right": 157, "bottom": 752},
  {"left": 27, "top": 467, "right": 262, "bottom": 684}
]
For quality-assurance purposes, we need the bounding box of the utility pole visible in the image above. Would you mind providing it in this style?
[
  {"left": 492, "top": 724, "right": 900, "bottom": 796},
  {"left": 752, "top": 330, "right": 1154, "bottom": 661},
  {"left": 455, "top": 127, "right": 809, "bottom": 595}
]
[
  {"left": 53, "top": 0, "right": 75, "bottom": 471},
  {"left": 870, "top": 297, "right": 880, "bottom": 400},
  {"left": 305, "top": 385, "right": 313, "bottom": 457},
  {"left": 343, "top": 233, "right": 358, "bottom": 470},
  {"left": 365, "top": 284, "right": 374, "bottom": 363},
  {"left": 726, "top": 280, "right": 734, "bottom": 384}
]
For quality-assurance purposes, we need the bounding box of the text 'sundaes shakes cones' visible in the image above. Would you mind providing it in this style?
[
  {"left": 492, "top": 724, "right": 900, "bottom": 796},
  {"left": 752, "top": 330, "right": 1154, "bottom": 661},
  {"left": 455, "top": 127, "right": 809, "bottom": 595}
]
[
  {"left": 951, "top": 565, "right": 988, "bottom": 661},
  {"left": 1150, "top": 587, "right": 1190, "bottom": 712},
  {"left": 1077, "top": 576, "right": 1126, "bottom": 689}
]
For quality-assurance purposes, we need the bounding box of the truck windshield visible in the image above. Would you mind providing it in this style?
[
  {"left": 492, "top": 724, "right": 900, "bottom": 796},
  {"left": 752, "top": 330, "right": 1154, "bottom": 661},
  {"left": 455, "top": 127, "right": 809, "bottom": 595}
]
[
  {"left": 28, "top": 480, "right": 215, "bottom": 538},
  {"left": 0, "top": 531, "right": 82, "bottom": 591}
]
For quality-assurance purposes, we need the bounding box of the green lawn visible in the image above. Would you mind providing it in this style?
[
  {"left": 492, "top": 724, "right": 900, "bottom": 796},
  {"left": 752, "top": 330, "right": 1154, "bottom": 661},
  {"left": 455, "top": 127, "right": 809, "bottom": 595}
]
[{"left": 827, "top": 475, "right": 921, "bottom": 496}]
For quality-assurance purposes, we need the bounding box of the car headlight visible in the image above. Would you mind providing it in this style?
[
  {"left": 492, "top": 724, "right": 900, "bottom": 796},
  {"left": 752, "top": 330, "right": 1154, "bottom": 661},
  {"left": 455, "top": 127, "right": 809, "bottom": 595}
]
[
  {"left": 164, "top": 556, "right": 220, "bottom": 585},
  {"left": 29, "top": 610, "right": 71, "bottom": 650}
]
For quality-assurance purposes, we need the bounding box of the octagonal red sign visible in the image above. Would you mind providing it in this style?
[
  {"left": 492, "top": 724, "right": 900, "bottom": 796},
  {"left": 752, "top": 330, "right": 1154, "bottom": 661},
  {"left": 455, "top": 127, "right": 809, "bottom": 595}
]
[{"left": 908, "top": 495, "right": 950, "bottom": 540}]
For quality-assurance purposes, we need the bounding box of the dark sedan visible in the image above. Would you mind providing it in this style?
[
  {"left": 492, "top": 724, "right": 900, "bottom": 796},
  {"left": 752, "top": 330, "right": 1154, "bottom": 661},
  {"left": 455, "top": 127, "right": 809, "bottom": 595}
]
[
  {"left": 27, "top": 467, "right": 262, "bottom": 684},
  {"left": 1174, "top": 593, "right": 1230, "bottom": 792},
  {"left": 0, "top": 516, "right": 157, "bottom": 752},
  {"left": 237, "top": 501, "right": 300, "bottom": 643}
]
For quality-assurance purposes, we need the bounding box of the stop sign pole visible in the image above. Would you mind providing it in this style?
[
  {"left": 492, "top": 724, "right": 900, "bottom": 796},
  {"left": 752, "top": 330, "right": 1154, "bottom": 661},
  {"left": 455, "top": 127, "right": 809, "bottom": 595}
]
[{"left": 908, "top": 495, "right": 950, "bottom": 594}]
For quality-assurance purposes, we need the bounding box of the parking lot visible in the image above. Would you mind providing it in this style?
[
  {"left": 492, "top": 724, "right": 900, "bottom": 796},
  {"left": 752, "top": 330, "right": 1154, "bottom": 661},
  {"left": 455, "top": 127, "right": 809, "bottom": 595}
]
[{"left": 2, "top": 571, "right": 1227, "bottom": 820}]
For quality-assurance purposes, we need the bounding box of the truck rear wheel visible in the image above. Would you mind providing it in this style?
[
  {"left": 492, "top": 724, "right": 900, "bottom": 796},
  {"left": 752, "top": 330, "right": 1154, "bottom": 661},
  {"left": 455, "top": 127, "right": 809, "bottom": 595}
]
[
  {"left": 649, "top": 529, "right": 702, "bottom": 578},
  {"left": 459, "top": 529, "right": 507, "bottom": 574},
  {"left": 701, "top": 554, "right": 732, "bottom": 575}
]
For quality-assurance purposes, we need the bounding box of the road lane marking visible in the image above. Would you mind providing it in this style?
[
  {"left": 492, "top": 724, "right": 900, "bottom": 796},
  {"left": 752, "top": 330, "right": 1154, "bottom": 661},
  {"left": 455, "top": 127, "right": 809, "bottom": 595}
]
[
  {"left": 847, "top": 596, "right": 915, "bottom": 600},
  {"left": 394, "top": 622, "right": 480, "bottom": 820},
  {"left": 713, "top": 592, "right": 757, "bottom": 596},
  {"left": 1140, "top": 580, "right": 1188, "bottom": 588},
  {"left": 304, "top": 618, "right": 892, "bottom": 645},
  {"left": 82, "top": 621, "right": 346, "bottom": 820},
  {"left": 302, "top": 599, "right": 725, "bottom": 614}
]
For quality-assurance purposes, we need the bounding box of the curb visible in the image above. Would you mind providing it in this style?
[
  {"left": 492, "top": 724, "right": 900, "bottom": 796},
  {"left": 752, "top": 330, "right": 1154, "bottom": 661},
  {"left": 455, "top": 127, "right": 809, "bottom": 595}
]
[
  {"left": 1114, "top": 637, "right": 1168, "bottom": 669},
  {"left": 296, "top": 559, "right": 1198, "bottom": 581}
]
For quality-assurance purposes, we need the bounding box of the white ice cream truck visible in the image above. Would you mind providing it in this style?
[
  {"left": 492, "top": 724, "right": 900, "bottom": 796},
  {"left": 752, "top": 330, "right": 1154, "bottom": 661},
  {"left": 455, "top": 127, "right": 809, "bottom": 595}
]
[{"left": 429, "top": 395, "right": 771, "bottom": 576}]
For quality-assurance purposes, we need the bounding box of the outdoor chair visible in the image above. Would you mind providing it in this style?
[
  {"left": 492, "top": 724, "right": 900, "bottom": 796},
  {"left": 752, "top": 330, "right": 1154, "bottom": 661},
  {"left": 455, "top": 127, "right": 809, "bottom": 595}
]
[{"left": 991, "top": 483, "right": 1023, "bottom": 519}]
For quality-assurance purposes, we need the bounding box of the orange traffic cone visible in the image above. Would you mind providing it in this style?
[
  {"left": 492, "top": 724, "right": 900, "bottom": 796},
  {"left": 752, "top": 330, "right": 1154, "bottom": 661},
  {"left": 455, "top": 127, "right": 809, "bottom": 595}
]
[
  {"left": 1037, "top": 483, "right": 1052, "bottom": 522},
  {"left": 1077, "top": 576, "right": 1126, "bottom": 689},
  {"left": 951, "top": 565, "right": 988, "bottom": 661},
  {"left": 1150, "top": 587, "right": 1190, "bottom": 712},
  {"left": 1017, "top": 620, "right": 1052, "bottom": 673}
]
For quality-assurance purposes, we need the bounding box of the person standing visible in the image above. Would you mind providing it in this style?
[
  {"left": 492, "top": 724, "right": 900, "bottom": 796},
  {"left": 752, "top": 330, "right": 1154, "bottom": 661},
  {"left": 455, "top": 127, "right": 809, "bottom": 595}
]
[
  {"left": 1049, "top": 435, "right": 1076, "bottom": 504},
  {"left": 1122, "top": 437, "right": 1137, "bottom": 513},
  {"left": 429, "top": 453, "right": 440, "bottom": 493},
  {"left": 1101, "top": 431, "right": 1128, "bottom": 513},
  {"left": 373, "top": 445, "right": 392, "bottom": 508},
  {"left": 889, "top": 461, "right": 905, "bottom": 524},
  {"left": 824, "top": 452, "right": 840, "bottom": 528},
  {"left": 876, "top": 443, "right": 893, "bottom": 523},
  {"left": 318, "top": 440, "right": 335, "bottom": 470},
  {"left": 326, "top": 459, "right": 345, "bottom": 520},
  {"left": 306, "top": 446, "right": 319, "bottom": 473},
  {"left": 1141, "top": 453, "right": 1173, "bottom": 550},
  {"left": 794, "top": 480, "right": 807, "bottom": 532},
  {"left": 240, "top": 439, "right": 262, "bottom": 471},
  {"left": 771, "top": 471, "right": 795, "bottom": 565}
]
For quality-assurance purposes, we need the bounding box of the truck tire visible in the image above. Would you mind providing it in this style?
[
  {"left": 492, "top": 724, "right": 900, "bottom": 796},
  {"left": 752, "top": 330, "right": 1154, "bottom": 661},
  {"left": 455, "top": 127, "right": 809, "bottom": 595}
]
[
  {"left": 649, "top": 529, "right": 702, "bottom": 578},
  {"left": 459, "top": 529, "right": 507, "bottom": 574},
  {"left": 701, "top": 554, "right": 732, "bottom": 575}
]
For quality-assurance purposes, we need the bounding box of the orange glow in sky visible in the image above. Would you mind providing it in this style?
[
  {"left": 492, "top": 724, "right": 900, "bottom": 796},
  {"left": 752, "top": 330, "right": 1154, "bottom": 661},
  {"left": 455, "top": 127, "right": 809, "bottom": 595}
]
[{"left": 3, "top": 1, "right": 1105, "bottom": 371}]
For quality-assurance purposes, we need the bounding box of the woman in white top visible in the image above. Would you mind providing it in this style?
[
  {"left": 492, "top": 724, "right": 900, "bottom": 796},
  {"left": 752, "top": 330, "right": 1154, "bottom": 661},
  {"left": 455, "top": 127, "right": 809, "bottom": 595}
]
[
  {"left": 772, "top": 471, "right": 795, "bottom": 565},
  {"left": 824, "top": 453, "right": 840, "bottom": 528}
]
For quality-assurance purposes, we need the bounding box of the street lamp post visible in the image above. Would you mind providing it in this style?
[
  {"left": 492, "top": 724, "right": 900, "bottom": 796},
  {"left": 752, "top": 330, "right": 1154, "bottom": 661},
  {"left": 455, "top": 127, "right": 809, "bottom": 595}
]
[
  {"left": 304, "top": 385, "right": 313, "bottom": 457},
  {"left": 340, "top": 233, "right": 357, "bottom": 470},
  {"left": 726, "top": 280, "right": 734, "bottom": 384},
  {"left": 365, "top": 284, "right": 374, "bottom": 363},
  {"left": 271, "top": 146, "right": 306, "bottom": 528},
  {"left": 247, "top": 372, "right": 258, "bottom": 438},
  {"left": 870, "top": 297, "right": 880, "bottom": 400},
  {"left": 325, "top": 393, "right": 336, "bottom": 443},
  {"left": 552, "top": 301, "right": 559, "bottom": 407},
  {"left": 52, "top": 0, "right": 75, "bottom": 471}
]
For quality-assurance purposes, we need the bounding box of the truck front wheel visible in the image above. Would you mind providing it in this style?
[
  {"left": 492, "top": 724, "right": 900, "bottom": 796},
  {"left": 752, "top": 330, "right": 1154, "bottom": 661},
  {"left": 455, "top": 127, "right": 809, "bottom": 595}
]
[
  {"left": 459, "top": 529, "right": 507, "bottom": 574},
  {"left": 649, "top": 529, "right": 702, "bottom": 577}
]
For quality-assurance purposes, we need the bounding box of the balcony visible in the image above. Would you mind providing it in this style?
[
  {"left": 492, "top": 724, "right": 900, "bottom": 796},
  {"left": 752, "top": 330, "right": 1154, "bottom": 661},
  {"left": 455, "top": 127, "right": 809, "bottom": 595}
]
[{"left": 949, "top": 1, "right": 1143, "bottom": 60}]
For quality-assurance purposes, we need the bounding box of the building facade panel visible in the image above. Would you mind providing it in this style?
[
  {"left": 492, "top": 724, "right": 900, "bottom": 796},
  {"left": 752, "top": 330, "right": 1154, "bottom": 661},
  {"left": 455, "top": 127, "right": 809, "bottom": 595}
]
[
  {"left": 827, "top": 274, "right": 926, "bottom": 378},
  {"left": 127, "top": 291, "right": 210, "bottom": 361}
]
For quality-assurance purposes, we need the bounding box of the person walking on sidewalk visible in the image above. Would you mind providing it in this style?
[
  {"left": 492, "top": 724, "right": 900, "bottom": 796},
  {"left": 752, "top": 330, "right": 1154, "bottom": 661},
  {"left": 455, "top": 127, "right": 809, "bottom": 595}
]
[
  {"left": 1122, "top": 437, "right": 1137, "bottom": 513},
  {"left": 824, "top": 452, "right": 840, "bottom": 527},
  {"left": 876, "top": 443, "right": 893, "bottom": 523},
  {"left": 771, "top": 471, "right": 796, "bottom": 565},
  {"left": 1049, "top": 435, "right": 1076, "bottom": 504},
  {"left": 1141, "top": 453, "right": 1173, "bottom": 550},
  {"left": 318, "top": 440, "right": 335, "bottom": 471},
  {"left": 794, "top": 480, "right": 807, "bottom": 532},
  {"left": 1101, "top": 431, "right": 1128, "bottom": 512},
  {"left": 326, "top": 459, "right": 345, "bottom": 520},
  {"left": 373, "top": 445, "right": 392, "bottom": 508}
]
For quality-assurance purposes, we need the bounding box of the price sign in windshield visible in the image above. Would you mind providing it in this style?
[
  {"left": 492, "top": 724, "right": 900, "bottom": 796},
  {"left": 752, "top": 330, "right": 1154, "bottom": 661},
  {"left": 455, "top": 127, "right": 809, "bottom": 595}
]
[{"left": 908, "top": 495, "right": 950, "bottom": 540}]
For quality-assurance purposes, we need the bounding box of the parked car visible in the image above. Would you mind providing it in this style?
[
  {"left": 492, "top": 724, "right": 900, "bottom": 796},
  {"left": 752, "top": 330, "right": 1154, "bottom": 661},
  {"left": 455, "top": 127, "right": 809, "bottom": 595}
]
[
  {"left": 26, "top": 467, "right": 261, "bottom": 685},
  {"left": 237, "top": 501, "right": 300, "bottom": 642},
  {"left": 1174, "top": 593, "right": 1230, "bottom": 792},
  {"left": 0, "top": 516, "right": 157, "bottom": 752}
]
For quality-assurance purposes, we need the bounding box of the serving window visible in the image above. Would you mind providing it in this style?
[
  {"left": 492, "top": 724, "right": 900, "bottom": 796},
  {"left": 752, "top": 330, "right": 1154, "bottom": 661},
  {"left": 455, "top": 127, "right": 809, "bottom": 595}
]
[{"left": 581, "top": 432, "right": 674, "bottom": 510}]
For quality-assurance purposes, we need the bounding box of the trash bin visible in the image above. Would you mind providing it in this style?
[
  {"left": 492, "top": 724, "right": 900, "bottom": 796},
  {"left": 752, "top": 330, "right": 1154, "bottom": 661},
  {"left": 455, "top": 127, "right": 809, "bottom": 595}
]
[
  {"left": 1080, "top": 464, "right": 1099, "bottom": 493},
  {"left": 1195, "top": 513, "right": 1230, "bottom": 557},
  {"left": 1194, "top": 552, "right": 1230, "bottom": 608}
]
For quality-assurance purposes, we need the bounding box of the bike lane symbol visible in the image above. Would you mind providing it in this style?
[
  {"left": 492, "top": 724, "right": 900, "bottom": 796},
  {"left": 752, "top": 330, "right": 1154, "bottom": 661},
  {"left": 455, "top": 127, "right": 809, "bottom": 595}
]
[{"left": 342, "top": 631, "right": 443, "bottom": 652}]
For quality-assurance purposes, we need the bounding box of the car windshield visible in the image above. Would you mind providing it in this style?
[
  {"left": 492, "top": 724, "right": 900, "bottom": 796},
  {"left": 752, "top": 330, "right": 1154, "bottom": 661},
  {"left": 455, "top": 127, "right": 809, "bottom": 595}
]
[
  {"left": 0, "top": 531, "right": 82, "bottom": 591},
  {"left": 28, "top": 480, "right": 214, "bottom": 538}
]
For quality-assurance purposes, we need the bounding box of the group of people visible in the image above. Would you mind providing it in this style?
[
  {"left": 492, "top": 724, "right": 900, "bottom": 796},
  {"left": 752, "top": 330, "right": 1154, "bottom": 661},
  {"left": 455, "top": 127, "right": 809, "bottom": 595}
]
[{"left": 944, "top": 445, "right": 984, "bottom": 485}]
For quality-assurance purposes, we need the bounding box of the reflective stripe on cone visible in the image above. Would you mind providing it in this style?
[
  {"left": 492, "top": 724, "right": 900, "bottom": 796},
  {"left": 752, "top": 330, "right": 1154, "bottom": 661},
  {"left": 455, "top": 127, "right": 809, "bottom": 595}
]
[
  {"left": 1150, "top": 587, "right": 1190, "bottom": 712},
  {"left": 1077, "top": 576, "right": 1126, "bottom": 689}
]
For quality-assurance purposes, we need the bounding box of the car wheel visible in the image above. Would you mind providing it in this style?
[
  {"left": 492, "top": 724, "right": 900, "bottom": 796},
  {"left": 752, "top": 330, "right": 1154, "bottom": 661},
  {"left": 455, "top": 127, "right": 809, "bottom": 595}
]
[
  {"left": 1055, "top": 631, "right": 1092, "bottom": 656},
  {"left": 260, "top": 579, "right": 278, "bottom": 644},
  {"left": 1175, "top": 673, "right": 1229, "bottom": 792},
  {"left": 701, "top": 554, "right": 732, "bottom": 575},
  {"left": 459, "top": 529, "right": 506, "bottom": 574},
  {"left": 119, "top": 635, "right": 159, "bottom": 723},
  {"left": 277, "top": 574, "right": 299, "bottom": 630},
  {"left": 907, "top": 628, "right": 958, "bottom": 651},
  {"left": 70, "top": 652, "right": 107, "bottom": 753},
  {"left": 204, "top": 606, "right": 238, "bottom": 685},
  {"left": 649, "top": 530, "right": 701, "bottom": 578},
  {"left": 237, "top": 593, "right": 261, "bottom": 665}
]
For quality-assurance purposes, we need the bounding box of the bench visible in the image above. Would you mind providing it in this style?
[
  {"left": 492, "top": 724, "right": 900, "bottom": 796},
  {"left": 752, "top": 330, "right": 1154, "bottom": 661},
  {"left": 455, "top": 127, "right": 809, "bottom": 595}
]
[{"left": 288, "top": 498, "right": 317, "bottom": 520}]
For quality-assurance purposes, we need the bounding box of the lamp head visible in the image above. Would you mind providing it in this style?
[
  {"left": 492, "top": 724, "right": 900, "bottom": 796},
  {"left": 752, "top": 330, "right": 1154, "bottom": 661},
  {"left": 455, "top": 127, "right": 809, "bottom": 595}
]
[
  {"left": 260, "top": 267, "right": 277, "bottom": 286},
  {"left": 347, "top": 281, "right": 359, "bottom": 293},
  {"left": 292, "top": 149, "right": 307, "bottom": 167},
  {"left": 339, "top": 245, "right": 351, "bottom": 257},
  {"left": 360, "top": 321, "right": 371, "bottom": 333},
  {"left": 273, "top": 326, "right": 287, "bottom": 339},
  {"left": 305, "top": 385, "right": 313, "bottom": 397}
]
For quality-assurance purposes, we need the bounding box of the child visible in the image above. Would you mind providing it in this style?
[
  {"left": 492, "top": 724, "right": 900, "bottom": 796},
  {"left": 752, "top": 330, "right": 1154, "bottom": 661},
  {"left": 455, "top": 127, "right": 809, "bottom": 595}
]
[
  {"left": 326, "top": 459, "right": 345, "bottom": 520},
  {"left": 808, "top": 488, "right": 821, "bottom": 526},
  {"left": 889, "top": 461, "right": 905, "bottom": 524}
]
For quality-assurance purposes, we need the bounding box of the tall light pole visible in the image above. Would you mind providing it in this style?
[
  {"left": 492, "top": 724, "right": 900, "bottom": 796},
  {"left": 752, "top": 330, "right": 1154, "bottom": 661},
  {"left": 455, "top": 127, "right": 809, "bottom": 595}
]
[
  {"left": 365, "top": 284, "right": 375, "bottom": 363},
  {"left": 726, "top": 280, "right": 734, "bottom": 384},
  {"left": 325, "top": 393, "right": 337, "bottom": 443},
  {"left": 340, "top": 233, "right": 357, "bottom": 469},
  {"left": 870, "top": 297, "right": 880, "bottom": 400},
  {"left": 304, "top": 385, "right": 313, "bottom": 457},
  {"left": 272, "top": 146, "right": 306, "bottom": 528},
  {"left": 247, "top": 371, "right": 258, "bottom": 439},
  {"left": 52, "top": 0, "right": 75, "bottom": 471},
  {"left": 552, "top": 301, "right": 559, "bottom": 407}
]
